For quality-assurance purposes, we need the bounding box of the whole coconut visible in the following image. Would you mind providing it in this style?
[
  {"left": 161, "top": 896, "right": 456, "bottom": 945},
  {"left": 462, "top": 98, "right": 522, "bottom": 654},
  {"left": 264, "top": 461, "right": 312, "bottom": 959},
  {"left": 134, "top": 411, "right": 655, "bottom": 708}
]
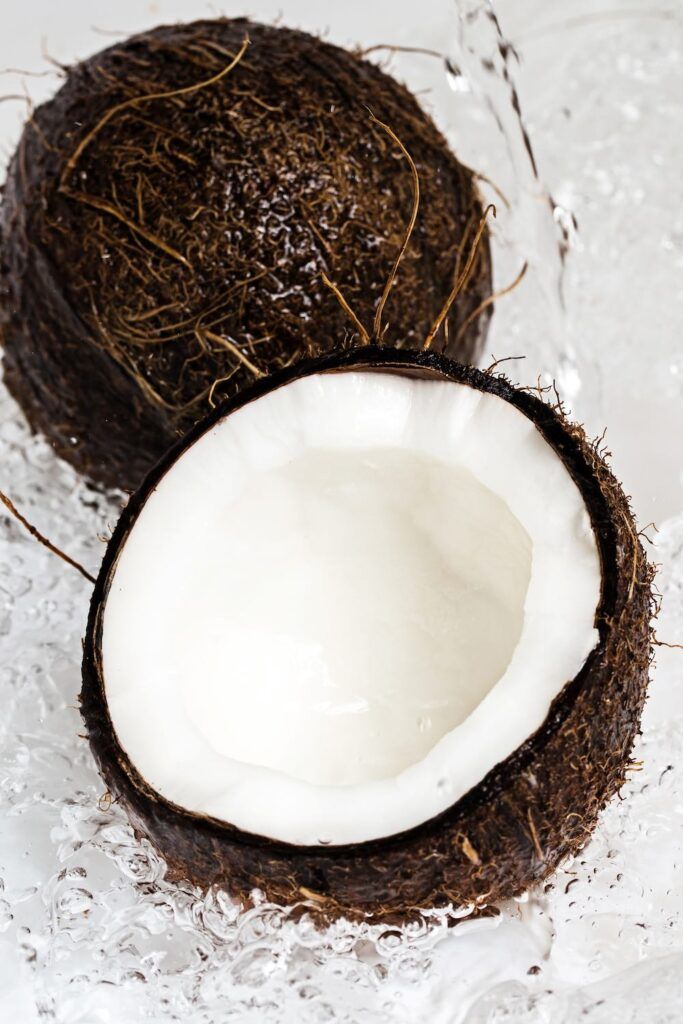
[{"left": 0, "top": 18, "right": 492, "bottom": 491}]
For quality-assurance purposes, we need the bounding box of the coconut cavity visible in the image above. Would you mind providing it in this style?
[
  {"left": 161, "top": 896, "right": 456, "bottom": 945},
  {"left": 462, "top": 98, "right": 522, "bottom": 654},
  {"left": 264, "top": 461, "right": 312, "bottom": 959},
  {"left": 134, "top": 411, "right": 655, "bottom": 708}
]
[
  {"left": 101, "top": 371, "right": 600, "bottom": 847},
  {"left": 0, "top": 18, "right": 492, "bottom": 492},
  {"left": 107, "top": 448, "right": 533, "bottom": 790}
]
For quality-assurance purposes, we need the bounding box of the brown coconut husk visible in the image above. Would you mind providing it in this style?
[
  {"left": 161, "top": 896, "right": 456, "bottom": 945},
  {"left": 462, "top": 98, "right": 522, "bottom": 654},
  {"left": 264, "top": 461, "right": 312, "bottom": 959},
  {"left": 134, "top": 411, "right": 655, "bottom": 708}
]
[
  {"left": 80, "top": 346, "right": 655, "bottom": 924},
  {"left": 0, "top": 18, "right": 492, "bottom": 492}
]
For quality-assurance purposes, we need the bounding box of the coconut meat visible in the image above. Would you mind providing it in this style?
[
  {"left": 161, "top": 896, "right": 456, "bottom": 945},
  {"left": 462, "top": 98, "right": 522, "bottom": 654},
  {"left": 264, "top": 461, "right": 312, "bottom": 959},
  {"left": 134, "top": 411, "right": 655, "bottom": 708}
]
[{"left": 102, "top": 371, "right": 601, "bottom": 846}]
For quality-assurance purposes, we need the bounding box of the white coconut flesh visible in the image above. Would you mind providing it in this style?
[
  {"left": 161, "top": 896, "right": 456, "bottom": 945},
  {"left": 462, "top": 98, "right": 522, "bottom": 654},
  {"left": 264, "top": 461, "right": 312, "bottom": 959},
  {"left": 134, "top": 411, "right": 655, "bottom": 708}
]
[{"left": 102, "top": 371, "right": 601, "bottom": 846}]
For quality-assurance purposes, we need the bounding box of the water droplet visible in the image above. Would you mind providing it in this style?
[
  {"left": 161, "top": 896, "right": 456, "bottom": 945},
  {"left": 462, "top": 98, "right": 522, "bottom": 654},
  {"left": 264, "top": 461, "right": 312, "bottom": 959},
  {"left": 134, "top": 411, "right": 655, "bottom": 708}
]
[{"left": 445, "top": 57, "right": 470, "bottom": 93}]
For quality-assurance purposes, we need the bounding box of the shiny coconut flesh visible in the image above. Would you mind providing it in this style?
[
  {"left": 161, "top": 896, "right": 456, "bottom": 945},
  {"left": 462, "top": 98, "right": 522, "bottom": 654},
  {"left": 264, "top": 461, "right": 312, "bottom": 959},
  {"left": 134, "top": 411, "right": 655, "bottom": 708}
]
[{"left": 102, "top": 371, "right": 601, "bottom": 847}]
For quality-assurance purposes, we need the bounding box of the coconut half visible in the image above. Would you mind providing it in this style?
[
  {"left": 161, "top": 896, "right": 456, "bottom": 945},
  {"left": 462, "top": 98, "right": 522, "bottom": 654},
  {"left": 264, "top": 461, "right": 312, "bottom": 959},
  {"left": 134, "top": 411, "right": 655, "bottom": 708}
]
[{"left": 81, "top": 348, "right": 653, "bottom": 920}]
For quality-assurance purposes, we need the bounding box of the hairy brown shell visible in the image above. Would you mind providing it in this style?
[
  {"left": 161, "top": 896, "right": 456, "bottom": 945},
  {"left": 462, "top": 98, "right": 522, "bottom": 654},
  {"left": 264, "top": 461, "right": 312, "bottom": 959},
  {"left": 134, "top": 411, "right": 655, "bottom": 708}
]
[
  {"left": 80, "top": 346, "right": 654, "bottom": 924},
  {"left": 0, "top": 18, "right": 491, "bottom": 492}
]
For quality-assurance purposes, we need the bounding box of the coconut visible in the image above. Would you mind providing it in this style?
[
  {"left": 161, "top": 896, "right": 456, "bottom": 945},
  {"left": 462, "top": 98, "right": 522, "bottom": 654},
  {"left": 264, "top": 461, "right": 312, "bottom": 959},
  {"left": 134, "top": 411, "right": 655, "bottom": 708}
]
[
  {"left": 80, "top": 346, "right": 653, "bottom": 923},
  {"left": 0, "top": 18, "right": 491, "bottom": 493}
]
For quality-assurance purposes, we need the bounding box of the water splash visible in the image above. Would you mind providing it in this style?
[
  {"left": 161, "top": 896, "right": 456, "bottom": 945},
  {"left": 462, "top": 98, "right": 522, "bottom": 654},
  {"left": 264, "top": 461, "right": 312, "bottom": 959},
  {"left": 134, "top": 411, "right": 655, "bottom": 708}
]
[
  {"left": 1, "top": 286, "right": 682, "bottom": 1024},
  {"left": 444, "top": 0, "right": 582, "bottom": 403}
]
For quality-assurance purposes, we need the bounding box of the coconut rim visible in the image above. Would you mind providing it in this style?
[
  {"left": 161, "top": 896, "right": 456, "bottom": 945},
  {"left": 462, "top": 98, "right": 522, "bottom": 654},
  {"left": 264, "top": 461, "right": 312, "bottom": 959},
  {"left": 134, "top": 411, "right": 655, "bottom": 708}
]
[{"left": 82, "top": 344, "right": 614, "bottom": 858}]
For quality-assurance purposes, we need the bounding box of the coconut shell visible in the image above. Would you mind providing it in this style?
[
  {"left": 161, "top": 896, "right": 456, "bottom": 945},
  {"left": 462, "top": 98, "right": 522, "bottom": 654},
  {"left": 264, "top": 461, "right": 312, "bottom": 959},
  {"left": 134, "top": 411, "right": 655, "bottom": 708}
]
[
  {"left": 80, "top": 346, "right": 654, "bottom": 924},
  {"left": 0, "top": 18, "right": 491, "bottom": 493}
]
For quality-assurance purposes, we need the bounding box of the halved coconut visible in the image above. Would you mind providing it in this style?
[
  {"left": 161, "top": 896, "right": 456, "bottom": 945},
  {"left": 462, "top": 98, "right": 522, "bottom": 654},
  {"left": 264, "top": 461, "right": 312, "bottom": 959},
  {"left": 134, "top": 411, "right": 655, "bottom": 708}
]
[{"left": 81, "top": 347, "right": 653, "bottom": 921}]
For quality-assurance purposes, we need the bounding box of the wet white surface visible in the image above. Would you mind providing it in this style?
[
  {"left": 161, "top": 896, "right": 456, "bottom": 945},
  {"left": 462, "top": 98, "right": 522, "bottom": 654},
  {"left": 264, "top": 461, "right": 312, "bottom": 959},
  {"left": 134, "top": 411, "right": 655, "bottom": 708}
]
[{"left": 1, "top": 1, "right": 682, "bottom": 1021}]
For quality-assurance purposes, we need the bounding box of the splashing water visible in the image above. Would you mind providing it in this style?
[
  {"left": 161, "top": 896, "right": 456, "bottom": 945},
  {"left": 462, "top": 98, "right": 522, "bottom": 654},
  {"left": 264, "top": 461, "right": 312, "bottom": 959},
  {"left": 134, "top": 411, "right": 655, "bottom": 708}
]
[
  {"left": 1, "top": 1, "right": 682, "bottom": 1021},
  {"left": 448, "top": 0, "right": 582, "bottom": 402}
]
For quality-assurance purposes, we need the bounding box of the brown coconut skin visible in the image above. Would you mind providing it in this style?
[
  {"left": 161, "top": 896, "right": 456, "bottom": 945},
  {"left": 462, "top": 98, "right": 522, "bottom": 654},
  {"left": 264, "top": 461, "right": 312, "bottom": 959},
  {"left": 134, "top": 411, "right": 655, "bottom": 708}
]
[
  {"left": 80, "top": 347, "right": 653, "bottom": 923},
  {"left": 0, "top": 18, "right": 491, "bottom": 493}
]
